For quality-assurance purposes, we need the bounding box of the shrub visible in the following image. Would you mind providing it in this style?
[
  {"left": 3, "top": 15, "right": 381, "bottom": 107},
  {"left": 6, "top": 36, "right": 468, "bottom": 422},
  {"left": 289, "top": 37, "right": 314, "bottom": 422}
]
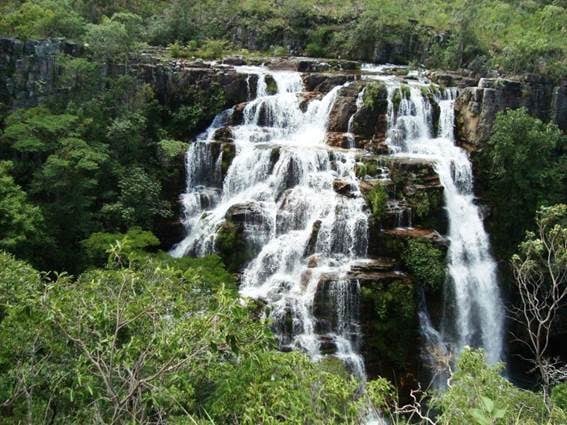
[
  {"left": 366, "top": 185, "right": 388, "bottom": 220},
  {"left": 402, "top": 239, "right": 446, "bottom": 291},
  {"left": 479, "top": 108, "right": 566, "bottom": 257}
]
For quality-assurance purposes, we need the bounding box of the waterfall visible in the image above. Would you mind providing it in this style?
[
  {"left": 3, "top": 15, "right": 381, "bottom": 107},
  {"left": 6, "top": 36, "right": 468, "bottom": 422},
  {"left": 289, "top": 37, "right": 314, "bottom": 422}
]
[
  {"left": 381, "top": 79, "right": 504, "bottom": 365},
  {"left": 172, "top": 67, "right": 372, "bottom": 382}
]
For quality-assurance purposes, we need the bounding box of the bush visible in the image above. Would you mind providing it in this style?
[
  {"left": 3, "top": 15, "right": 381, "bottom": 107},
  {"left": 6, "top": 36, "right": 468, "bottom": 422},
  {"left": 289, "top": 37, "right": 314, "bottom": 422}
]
[
  {"left": 0, "top": 0, "right": 85, "bottom": 40},
  {"left": 479, "top": 108, "right": 566, "bottom": 257},
  {"left": 366, "top": 185, "right": 388, "bottom": 220},
  {"left": 402, "top": 239, "right": 446, "bottom": 291},
  {"left": 434, "top": 348, "right": 565, "bottom": 425}
]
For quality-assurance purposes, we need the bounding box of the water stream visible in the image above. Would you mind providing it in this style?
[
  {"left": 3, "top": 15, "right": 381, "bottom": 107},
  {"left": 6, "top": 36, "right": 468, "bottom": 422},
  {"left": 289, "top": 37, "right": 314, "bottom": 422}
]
[
  {"left": 172, "top": 67, "right": 372, "bottom": 383},
  {"left": 363, "top": 67, "right": 505, "bottom": 368},
  {"left": 173, "top": 64, "right": 505, "bottom": 419}
]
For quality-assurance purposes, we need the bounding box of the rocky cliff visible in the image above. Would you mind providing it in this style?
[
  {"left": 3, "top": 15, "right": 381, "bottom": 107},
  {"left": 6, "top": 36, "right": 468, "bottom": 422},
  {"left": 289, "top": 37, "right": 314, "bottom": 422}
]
[
  {"left": 1, "top": 37, "right": 564, "bottom": 393},
  {"left": 2, "top": 36, "right": 564, "bottom": 151},
  {"left": 452, "top": 75, "right": 566, "bottom": 149}
]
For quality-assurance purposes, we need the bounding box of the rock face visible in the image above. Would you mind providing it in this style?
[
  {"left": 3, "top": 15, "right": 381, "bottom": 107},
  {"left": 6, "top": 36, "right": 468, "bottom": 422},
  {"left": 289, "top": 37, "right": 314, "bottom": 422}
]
[
  {"left": 0, "top": 38, "right": 82, "bottom": 110},
  {"left": 0, "top": 37, "right": 255, "bottom": 115},
  {"left": 455, "top": 76, "right": 565, "bottom": 149}
]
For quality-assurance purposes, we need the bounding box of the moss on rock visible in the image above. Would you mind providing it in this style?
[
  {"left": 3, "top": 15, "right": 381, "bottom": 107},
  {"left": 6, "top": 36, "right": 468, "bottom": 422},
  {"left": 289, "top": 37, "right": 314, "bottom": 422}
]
[
  {"left": 366, "top": 184, "right": 388, "bottom": 220},
  {"left": 363, "top": 82, "right": 388, "bottom": 113},
  {"left": 214, "top": 220, "right": 254, "bottom": 272}
]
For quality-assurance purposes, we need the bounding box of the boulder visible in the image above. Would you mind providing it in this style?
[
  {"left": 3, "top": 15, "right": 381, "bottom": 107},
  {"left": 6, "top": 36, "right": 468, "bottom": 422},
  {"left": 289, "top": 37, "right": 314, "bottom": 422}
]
[
  {"left": 212, "top": 127, "right": 234, "bottom": 143},
  {"left": 225, "top": 202, "right": 265, "bottom": 225},
  {"left": 302, "top": 73, "right": 355, "bottom": 94},
  {"left": 327, "top": 95, "right": 358, "bottom": 132},
  {"left": 325, "top": 132, "right": 351, "bottom": 148},
  {"left": 298, "top": 91, "right": 323, "bottom": 111},
  {"left": 332, "top": 179, "right": 357, "bottom": 198}
]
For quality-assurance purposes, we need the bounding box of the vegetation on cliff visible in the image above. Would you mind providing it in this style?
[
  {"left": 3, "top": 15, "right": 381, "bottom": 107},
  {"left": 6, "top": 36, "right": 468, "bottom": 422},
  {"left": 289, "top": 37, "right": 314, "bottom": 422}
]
[
  {"left": 478, "top": 108, "right": 566, "bottom": 258},
  {"left": 0, "top": 0, "right": 565, "bottom": 78},
  {"left": 0, "top": 2, "right": 565, "bottom": 424}
]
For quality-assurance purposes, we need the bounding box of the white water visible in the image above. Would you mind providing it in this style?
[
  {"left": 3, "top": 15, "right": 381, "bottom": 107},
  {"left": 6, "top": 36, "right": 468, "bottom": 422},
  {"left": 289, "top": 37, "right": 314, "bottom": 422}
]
[
  {"left": 172, "top": 68, "right": 373, "bottom": 383},
  {"left": 375, "top": 75, "right": 504, "bottom": 365}
]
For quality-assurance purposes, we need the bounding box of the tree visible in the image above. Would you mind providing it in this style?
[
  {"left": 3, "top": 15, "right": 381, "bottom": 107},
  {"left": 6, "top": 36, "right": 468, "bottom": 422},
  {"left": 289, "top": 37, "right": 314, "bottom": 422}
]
[
  {"left": 0, "top": 162, "right": 46, "bottom": 262},
  {"left": 510, "top": 204, "right": 567, "bottom": 401},
  {"left": 31, "top": 137, "right": 109, "bottom": 270},
  {"left": 0, "top": 0, "right": 85, "bottom": 40},
  {"left": 480, "top": 108, "right": 566, "bottom": 257},
  {"left": 83, "top": 13, "right": 142, "bottom": 65}
]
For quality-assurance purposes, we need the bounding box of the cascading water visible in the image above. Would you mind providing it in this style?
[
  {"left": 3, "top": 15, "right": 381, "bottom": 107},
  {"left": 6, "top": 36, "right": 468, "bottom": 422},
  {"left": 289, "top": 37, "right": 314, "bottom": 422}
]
[
  {"left": 376, "top": 74, "right": 504, "bottom": 367},
  {"left": 172, "top": 67, "right": 373, "bottom": 383}
]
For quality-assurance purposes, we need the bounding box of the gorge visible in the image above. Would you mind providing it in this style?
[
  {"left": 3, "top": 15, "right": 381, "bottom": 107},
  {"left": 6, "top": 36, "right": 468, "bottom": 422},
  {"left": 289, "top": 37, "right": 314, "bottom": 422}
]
[{"left": 0, "top": 23, "right": 565, "bottom": 422}]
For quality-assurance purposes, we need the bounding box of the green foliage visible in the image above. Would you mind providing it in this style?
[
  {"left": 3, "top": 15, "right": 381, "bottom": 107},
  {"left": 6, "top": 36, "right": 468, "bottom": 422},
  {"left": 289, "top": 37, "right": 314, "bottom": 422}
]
[
  {"left": 82, "top": 227, "right": 160, "bottom": 266},
  {"left": 552, "top": 382, "right": 567, "bottom": 411},
  {"left": 402, "top": 239, "right": 446, "bottom": 290},
  {"left": 363, "top": 82, "right": 388, "bottom": 113},
  {"left": 366, "top": 185, "right": 388, "bottom": 221},
  {"left": 0, "top": 162, "right": 46, "bottom": 262},
  {"left": 0, "top": 0, "right": 85, "bottom": 40},
  {"left": 433, "top": 348, "right": 565, "bottom": 425},
  {"left": 361, "top": 280, "right": 416, "bottom": 369},
  {"left": 84, "top": 13, "right": 143, "bottom": 63},
  {"left": 206, "top": 351, "right": 361, "bottom": 424},
  {"left": 158, "top": 139, "right": 188, "bottom": 163},
  {"left": 0, "top": 251, "right": 394, "bottom": 424},
  {"left": 101, "top": 167, "right": 171, "bottom": 230},
  {"left": 214, "top": 221, "right": 255, "bottom": 272},
  {"left": 479, "top": 108, "right": 566, "bottom": 257},
  {"left": 1, "top": 0, "right": 565, "bottom": 77},
  {"left": 2, "top": 106, "right": 80, "bottom": 156}
]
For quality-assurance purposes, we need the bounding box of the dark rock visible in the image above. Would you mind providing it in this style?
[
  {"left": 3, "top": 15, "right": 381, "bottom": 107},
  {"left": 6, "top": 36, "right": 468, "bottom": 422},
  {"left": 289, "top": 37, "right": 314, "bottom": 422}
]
[
  {"left": 302, "top": 73, "right": 355, "bottom": 94},
  {"left": 304, "top": 220, "right": 322, "bottom": 257},
  {"left": 298, "top": 91, "right": 323, "bottom": 111},
  {"left": 319, "top": 335, "right": 338, "bottom": 355},
  {"left": 225, "top": 202, "right": 265, "bottom": 225},
  {"left": 332, "top": 179, "right": 357, "bottom": 198},
  {"left": 325, "top": 132, "right": 351, "bottom": 148},
  {"left": 552, "top": 81, "right": 567, "bottom": 132},
  {"left": 212, "top": 127, "right": 234, "bottom": 143},
  {"left": 455, "top": 76, "right": 559, "bottom": 149},
  {"left": 327, "top": 85, "right": 360, "bottom": 132},
  {"left": 350, "top": 258, "right": 397, "bottom": 274},
  {"left": 222, "top": 56, "right": 246, "bottom": 66}
]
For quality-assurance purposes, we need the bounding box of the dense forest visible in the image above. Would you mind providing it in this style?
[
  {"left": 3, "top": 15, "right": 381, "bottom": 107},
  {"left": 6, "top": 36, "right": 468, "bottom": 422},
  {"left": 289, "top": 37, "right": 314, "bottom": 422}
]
[{"left": 0, "top": 0, "right": 566, "bottom": 424}]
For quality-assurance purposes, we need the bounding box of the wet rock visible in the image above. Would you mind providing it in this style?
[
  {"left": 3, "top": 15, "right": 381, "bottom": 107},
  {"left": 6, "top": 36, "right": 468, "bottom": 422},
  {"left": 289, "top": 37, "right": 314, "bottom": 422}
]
[
  {"left": 212, "top": 127, "right": 234, "bottom": 143},
  {"left": 325, "top": 132, "right": 351, "bottom": 148},
  {"left": 222, "top": 56, "right": 246, "bottom": 66},
  {"left": 384, "top": 227, "right": 447, "bottom": 246},
  {"left": 327, "top": 85, "right": 360, "bottom": 132},
  {"left": 306, "top": 254, "right": 321, "bottom": 268},
  {"left": 268, "top": 57, "right": 360, "bottom": 73},
  {"left": 298, "top": 91, "right": 323, "bottom": 111},
  {"left": 427, "top": 71, "right": 479, "bottom": 88},
  {"left": 332, "top": 179, "right": 357, "bottom": 198},
  {"left": 304, "top": 220, "right": 322, "bottom": 257},
  {"left": 228, "top": 102, "right": 247, "bottom": 125},
  {"left": 225, "top": 202, "right": 265, "bottom": 225},
  {"left": 552, "top": 81, "right": 567, "bottom": 132},
  {"left": 208, "top": 141, "right": 236, "bottom": 179},
  {"left": 319, "top": 335, "right": 338, "bottom": 355},
  {"left": 302, "top": 73, "right": 354, "bottom": 94},
  {"left": 350, "top": 258, "right": 397, "bottom": 274},
  {"left": 349, "top": 83, "right": 388, "bottom": 144}
]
